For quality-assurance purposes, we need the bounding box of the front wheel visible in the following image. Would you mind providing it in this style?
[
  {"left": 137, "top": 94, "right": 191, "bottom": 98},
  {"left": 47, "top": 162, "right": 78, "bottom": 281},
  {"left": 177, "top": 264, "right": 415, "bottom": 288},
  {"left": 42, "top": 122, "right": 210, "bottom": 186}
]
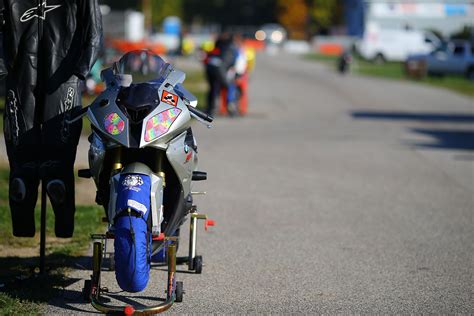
[
  {"left": 114, "top": 213, "right": 152, "bottom": 293},
  {"left": 113, "top": 167, "right": 155, "bottom": 293}
]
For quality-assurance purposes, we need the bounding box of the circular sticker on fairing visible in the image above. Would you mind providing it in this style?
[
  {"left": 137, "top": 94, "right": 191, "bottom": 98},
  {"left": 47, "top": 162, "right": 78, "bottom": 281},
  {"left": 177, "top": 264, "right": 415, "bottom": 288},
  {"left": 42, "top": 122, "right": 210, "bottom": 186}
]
[{"left": 104, "top": 113, "right": 125, "bottom": 135}]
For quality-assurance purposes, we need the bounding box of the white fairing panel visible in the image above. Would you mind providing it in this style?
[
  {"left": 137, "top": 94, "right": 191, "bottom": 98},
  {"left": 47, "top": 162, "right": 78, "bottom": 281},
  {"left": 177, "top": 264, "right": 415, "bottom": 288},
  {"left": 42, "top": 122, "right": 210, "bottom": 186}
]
[{"left": 166, "top": 131, "right": 197, "bottom": 197}]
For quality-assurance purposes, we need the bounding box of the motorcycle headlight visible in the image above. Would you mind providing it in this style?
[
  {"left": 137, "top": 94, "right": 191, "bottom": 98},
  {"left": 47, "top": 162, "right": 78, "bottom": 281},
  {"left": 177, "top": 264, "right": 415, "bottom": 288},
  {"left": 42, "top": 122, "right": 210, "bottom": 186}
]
[{"left": 144, "top": 108, "right": 182, "bottom": 142}]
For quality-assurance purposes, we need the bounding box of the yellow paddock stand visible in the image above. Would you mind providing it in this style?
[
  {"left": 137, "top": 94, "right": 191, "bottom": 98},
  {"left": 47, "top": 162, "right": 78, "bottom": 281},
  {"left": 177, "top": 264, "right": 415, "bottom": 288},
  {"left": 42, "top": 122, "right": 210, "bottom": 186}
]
[{"left": 83, "top": 210, "right": 213, "bottom": 315}]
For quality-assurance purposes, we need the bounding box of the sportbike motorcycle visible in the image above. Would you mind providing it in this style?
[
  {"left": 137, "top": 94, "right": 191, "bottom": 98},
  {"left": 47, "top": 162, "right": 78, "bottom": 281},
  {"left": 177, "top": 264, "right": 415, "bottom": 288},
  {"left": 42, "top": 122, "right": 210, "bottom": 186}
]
[{"left": 71, "top": 50, "right": 214, "bottom": 314}]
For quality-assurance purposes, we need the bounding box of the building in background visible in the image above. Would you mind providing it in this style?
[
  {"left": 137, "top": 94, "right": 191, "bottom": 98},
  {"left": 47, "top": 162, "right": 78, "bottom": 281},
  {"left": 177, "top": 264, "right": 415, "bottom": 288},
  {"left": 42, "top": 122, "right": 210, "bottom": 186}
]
[{"left": 365, "top": 0, "right": 474, "bottom": 36}]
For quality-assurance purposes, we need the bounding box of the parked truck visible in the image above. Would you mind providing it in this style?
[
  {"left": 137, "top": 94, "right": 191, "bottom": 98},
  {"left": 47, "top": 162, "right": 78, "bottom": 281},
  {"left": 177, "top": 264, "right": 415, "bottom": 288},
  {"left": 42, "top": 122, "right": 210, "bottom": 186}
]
[
  {"left": 357, "top": 22, "right": 441, "bottom": 63},
  {"left": 405, "top": 40, "right": 474, "bottom": 80}
]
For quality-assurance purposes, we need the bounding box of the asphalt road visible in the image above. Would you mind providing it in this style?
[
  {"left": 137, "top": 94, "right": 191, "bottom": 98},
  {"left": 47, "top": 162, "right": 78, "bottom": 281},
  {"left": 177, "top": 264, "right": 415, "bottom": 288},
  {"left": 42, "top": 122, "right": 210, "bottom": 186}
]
[{"left": 34, "top": 53, "right": 474, "bottom": 313}]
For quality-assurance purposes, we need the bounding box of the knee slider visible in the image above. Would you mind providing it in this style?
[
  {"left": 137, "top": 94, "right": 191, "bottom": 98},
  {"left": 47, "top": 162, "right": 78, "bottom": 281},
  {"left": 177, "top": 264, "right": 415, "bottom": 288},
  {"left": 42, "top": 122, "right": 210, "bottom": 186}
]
[
  {"left": 46, "top": 179, "right": 66, "bottom": 204},
  {"left": 10, "top": 178, "right": 26, "bottom": 202}
]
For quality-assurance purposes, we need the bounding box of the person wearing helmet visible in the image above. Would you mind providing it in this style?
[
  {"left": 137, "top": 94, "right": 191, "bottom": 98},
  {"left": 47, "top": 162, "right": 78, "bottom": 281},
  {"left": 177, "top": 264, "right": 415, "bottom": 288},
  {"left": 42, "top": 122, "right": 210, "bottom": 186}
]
[{"left": 204, "top": 32, "right": 238, "bottom": 116}]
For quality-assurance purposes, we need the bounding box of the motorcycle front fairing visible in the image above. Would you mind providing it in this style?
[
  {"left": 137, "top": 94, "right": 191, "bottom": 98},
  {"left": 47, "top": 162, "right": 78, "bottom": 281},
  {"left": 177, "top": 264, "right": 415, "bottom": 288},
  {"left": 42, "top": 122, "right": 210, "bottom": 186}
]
[
  {"left": 85, "top": 67, "right": 192, "bottom": 150},
  {"left": 81, "top": 51, "right": 212, "bottom": 302},
  {"left": 86, "top": 53, "right": 197, "bottom": 248}
]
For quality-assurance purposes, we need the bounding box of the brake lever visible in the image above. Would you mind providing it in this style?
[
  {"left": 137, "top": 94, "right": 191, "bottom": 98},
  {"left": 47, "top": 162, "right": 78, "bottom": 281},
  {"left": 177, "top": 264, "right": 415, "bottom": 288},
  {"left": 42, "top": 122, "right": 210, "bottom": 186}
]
[{"left": 190, "top": 112, "right": 212, "bottom": 129}]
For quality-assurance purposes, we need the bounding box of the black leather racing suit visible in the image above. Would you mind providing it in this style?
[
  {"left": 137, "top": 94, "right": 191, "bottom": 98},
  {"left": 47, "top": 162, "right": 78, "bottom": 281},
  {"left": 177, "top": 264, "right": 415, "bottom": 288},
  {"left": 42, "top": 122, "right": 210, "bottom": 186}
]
[{"left": 0, "top": 0, "right": 103, "bottom": 237}]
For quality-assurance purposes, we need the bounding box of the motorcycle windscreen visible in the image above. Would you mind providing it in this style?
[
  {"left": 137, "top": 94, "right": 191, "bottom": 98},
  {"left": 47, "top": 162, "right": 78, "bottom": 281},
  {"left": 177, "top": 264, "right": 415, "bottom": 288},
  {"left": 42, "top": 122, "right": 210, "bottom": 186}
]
[{"left": 114, "top": 173, "right": 152, "bottom": 292}]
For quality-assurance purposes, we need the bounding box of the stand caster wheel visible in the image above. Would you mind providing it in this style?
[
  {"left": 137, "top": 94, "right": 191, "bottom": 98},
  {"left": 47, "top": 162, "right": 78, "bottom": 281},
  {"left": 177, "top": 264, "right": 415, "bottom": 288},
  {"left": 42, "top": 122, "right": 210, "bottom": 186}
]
[
  {"left": 175, "top": 281, "right": 184, "bottom": 303},
  {"left": 194, "top": 256, "right": 203, "bottom": 274},
  {"left": 82, "top": 279, "right": 92, "bottom": 302}
]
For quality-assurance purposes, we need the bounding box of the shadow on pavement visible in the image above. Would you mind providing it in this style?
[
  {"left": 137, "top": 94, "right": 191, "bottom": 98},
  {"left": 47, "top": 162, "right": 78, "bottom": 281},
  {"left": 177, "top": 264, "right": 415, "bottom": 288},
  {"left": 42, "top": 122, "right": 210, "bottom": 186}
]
[
  {"left": 351, "top": 110, "right": 474, "bottom": 151},
  {"left": 351, "top": 111, "right": 474, "bottom": 123},
  {"left": 0, "top": 254, "right": 92, "bottom": 313},
  {"left": 410, "top": 129, "right": 474, "bottom": 151}
]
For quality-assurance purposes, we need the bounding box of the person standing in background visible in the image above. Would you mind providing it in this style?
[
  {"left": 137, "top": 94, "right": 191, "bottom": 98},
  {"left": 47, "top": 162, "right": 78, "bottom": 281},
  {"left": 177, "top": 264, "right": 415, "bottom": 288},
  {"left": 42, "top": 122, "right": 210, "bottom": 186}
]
[{"left": 204, "top": 32, "right": 238, "bottom": 116}]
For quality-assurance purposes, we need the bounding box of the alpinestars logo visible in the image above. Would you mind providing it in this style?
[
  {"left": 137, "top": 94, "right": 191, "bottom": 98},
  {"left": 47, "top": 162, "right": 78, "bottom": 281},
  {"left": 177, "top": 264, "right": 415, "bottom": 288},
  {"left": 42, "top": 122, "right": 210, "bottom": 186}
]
[
  {"left": 64, "top": 87, "right": 75, "bottom": 111},
  {"left": 20, "top": 1, "right": 61, "bottom": 23}
]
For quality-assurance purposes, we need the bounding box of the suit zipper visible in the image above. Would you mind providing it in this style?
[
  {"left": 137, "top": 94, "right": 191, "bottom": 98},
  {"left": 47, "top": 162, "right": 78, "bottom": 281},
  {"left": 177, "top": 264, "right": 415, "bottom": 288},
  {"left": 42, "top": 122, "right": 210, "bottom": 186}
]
[{"left": 38, "top": 0, "right": 44, "bottom": 41}]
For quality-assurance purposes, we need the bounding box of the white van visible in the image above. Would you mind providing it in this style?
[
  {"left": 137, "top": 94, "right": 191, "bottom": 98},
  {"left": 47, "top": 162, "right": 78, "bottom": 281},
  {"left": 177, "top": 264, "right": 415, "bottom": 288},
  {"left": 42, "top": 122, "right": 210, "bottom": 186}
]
[{"left": 357, "top": 22, "right": 441, "bottom": 63}]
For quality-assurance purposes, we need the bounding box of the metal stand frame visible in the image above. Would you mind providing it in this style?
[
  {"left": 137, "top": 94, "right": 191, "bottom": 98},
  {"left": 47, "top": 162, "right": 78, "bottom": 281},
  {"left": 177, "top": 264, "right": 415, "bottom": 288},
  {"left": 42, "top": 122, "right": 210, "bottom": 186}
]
[
  {"left": 83, "top": 206, "right": 213, "bottom": 314},
  {"left": 174, "top": 209, "right": 211, "bottom": 273},
  {"left": 39, "top": 182, "right": 47, "bottom": 275},
  {"left": 86, "top": 235, "right": 179, "bottom": 315}
]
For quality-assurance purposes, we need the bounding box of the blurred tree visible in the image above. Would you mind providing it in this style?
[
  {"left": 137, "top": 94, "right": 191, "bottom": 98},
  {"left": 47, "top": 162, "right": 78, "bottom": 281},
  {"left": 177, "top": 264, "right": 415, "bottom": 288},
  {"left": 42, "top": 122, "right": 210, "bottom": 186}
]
[
  {"left": 182, "top": 0, "right": 277, "bottom": 28},
  {"left": 276, "top": 0, "right": 309, "bottom": 39},
  {"left": 100, "top": 0, "right": 139, "bottom": 10},
  {"left": 149, "top": 0, "right": 184, "bottom": 29},
  {"left": 450, "top": 26, "right": 474, "bottom": 42},
  {"left": 308, "top": 0, "right": 343, "bottom": 35}
]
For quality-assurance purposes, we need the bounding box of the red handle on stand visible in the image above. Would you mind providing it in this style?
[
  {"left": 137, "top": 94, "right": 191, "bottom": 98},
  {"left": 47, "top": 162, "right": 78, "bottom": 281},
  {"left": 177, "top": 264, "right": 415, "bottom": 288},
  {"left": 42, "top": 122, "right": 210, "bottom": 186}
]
[{"left": 205, "top": 219, "right": 215, "bottom": 231}]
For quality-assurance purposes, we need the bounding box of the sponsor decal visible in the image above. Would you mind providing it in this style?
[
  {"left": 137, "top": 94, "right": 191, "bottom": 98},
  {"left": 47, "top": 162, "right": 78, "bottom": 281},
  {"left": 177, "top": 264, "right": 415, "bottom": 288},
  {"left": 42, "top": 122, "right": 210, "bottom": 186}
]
[
  {"left": 122, "top": 175, "right": 144, "bottom": 192},
  {"left": 104, "top": 112, "right": 125, "bottom": 135},
  {"left": 117, "top": 174, "right": 151, "bottom": 217},
  {"left": 64, "top": 87, "right": 75, "bottom": 111},
  {"left": 6, "top": 90, "right": 20, "bottom": 143},
  {"left": 127, "top": 199, "right": 148, "bottom": 214},
  {"left": 20, "top": 1, "right": 61, "bottom": 22},
  {"left": 185, "top": 152, "right": 193, "bottom": 163},
  {"left": 161, "top": 91, "right": 179, "bottom": 106},
  {"left": 61, "top": 87, "right": 76, "bottom": 142},
  {"left": 144, "top": 108, "right": 181, "bottom": 142}
]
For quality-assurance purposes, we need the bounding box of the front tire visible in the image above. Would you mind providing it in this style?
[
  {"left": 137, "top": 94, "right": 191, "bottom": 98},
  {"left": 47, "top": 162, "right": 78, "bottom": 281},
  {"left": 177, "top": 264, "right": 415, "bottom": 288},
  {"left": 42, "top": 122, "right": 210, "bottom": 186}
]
[{"left": 114, "top": 213, "right": 152, "bottom": 292}]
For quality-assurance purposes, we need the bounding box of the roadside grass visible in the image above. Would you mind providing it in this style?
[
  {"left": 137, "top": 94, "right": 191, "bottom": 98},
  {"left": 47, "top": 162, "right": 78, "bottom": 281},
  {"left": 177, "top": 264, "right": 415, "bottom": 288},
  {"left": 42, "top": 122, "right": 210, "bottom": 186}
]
[
  {"left": 0, "top": 165, "right": 105, "bottom": 314},
  {"left": 304, "top": 53, "right": 474, "bottom": 97}
]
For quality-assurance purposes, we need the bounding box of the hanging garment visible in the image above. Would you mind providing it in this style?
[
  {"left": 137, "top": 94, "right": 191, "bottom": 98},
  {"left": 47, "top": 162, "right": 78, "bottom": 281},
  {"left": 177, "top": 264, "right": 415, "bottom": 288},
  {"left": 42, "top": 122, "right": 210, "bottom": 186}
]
[{"left": 1, "top": 0, "right": 103, "bottom": 237}]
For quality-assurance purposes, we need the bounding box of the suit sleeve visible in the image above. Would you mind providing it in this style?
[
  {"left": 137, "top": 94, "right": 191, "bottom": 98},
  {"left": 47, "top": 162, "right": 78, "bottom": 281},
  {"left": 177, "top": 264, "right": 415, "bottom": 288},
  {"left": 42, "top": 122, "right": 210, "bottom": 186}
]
[
  {"left": 0, "top": 0, "right": 4, "bottom": 32},
  {"left": 0, "top": 1, "right": 7, "bottom": 78},
  {"left": 74, "top": 0, "right": 103, "bottom": 80}
]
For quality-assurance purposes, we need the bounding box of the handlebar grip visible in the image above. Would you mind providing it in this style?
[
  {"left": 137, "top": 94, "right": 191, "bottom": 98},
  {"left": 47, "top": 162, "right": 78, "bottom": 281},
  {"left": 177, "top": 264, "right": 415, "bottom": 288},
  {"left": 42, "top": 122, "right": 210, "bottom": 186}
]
[{"left": 188, "top": 106, "right": 213, "bottom": 123}]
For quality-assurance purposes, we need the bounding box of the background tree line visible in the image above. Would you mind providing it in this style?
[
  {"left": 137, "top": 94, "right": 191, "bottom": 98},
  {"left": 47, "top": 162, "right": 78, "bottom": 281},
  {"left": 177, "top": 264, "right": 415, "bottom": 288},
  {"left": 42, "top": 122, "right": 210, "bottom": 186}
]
[{"left": 100, "top": 0, "right": 345, "bottom": 39}]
